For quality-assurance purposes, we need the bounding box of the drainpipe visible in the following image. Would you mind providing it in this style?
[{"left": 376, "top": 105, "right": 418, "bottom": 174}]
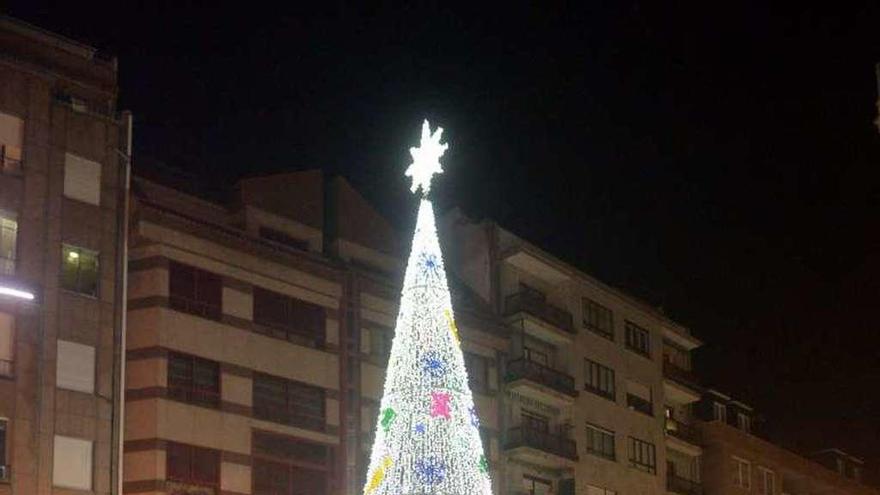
[{"left": 111, "top": 111, "right": 132, "bottom": 495}]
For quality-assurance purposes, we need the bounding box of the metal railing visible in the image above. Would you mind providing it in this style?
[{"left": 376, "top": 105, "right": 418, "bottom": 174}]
[
  {"left": 504, "top": 292, "right": 574, "bottom": 334},
  {"left": 0, "top": 156, "right": 22, "bottom": 176},
  {"left": 663, "top": 360, "right": 701, "bottom": 389},
  {"left": 505, "top": 426, "right": 577, "bottom": 461},
  {"left": 506, "top": 358, "right": 576, "bottom": 397},
  {"left": 667, "top": 473, "right": 703, "bottom": 495},
  {"left": 627, "top": 393, "right": 653, "bottom": 416},
  {"left": 665, "top": 418, "right": 701, "bottom": 445}
]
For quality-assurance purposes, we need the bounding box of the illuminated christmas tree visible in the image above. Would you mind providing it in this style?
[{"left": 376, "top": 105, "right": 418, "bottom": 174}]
[{"left": 362, "top": 121, "right": 492, "bottom": 495}]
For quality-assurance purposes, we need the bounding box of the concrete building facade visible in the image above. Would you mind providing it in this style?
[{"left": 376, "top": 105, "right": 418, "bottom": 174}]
[
  {"left": 696, "top": 391, "right": 878, "bottom": 495},
  {"left": 121, "top": 172, "right": 511, "bottom": 495},
  {"left": 442, "top": 211, "right": 704, "bottom": 495},
  {"left": 0, "top": 16, "right": 129, "bottom": 495}
]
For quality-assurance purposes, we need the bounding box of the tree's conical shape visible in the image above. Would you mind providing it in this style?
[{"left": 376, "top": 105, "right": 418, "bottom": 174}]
[{"left": 362, "top": 198, "right": 492, "bottom": 495}]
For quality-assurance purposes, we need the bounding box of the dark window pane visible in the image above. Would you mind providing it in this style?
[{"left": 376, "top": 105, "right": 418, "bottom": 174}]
[
  {"left": 169, "top": 262, "right": 221, "bottom": 320},
  {"left": 166, "top": 442, "right": 191, "bottom": 482}
]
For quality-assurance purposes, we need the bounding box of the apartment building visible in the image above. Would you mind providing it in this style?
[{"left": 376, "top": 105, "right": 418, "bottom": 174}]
[
  {"left": 122, "top": 171, "right": 511, "bottom": 495},
  {"left": 442, "top": 211, "right": 704, "bottom": 495},
  {"left": 697, "top": 391, "right": 879, "bottom": 495},
  {"left": 0, "top": 16, "right": 129, "bottom": 495}
]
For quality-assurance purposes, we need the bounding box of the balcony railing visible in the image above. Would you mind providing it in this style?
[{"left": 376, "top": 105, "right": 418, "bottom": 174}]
[
  {"left": 506, "top": 358, "right": 576, "bottom": 397},
  {"left": 505, "top": 426, "right": 577, "bottom": 461},
  {"left": 663, "top": 361, "right": 701, "bottom": 389},
  {"left": 504, "top": 292, "right": 574, "bottom": 334},
  {"left": 665, "top": 418, "right": 701, "bottom": 445},
  {"left": 0, "top": 156, "right": 22, "bottom": 176},
  {"left": 667, "top": 473, "right": 703, "bottom": 495},
  {"left": 626, "top": 393, "right": 653, "bottom": 416}
]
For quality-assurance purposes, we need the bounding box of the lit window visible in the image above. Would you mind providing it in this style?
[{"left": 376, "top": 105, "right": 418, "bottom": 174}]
[
  {"left": 56, "top": 340, "right": 95, "bottom": 394},
  {"left": 733, "top": 456, "right": 751, "bottom": 488},
  {"left": 63, "top": 153, "right": 101, "bottom": 205},
  {"left": 0, "top": 212, "right": 16, "bottom": 276},
  {"left": 52, "top": 435, "right": 92, "bottom": 490},
  {"left": 61, "top": 244, "right": 99, "bottom": 296},
  {"left": 0, "top": 112, "right": 23, "bottom": 176}
]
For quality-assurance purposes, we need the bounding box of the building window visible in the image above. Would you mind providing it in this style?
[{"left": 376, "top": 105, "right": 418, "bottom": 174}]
[
  {"left": 371, "top": 327, "right": 392, "bottom": 363},
  {"left": 63, "top": 153, "right": 101, "bottom": 205},
  {"left": 0, "top": 313, "right": 12, "bottom": 378},
  {"left": 169, "top": 261, "right": 222, "bottom": 320},
  {"left": 585, "top": 423, "right": 615, "bottom": 460},
  {"left": 582, "top": 297, "right": 613, "bottom": 340},
  {"left": 733, "top": 457, "right": 751, "bottom": 488},
  {"left": 737, "top": 412, "right": 751, "bottom": 433},
  {"left": 586, "top": 485, "right": 617, "bottom": 495},
  {"left": 758, "top": 467, "right": 775, "bottom": 494},
  {"left": 252, "top": 431, "right": 331, "bottom": 495},
  {"left": 56, "top": 340, "right": 95, "bottom": 394},
  {"left": 166, "top": 441, "right": 220, "bottom": 488},
  {"left": 0, "top": 212, "right": 16, "bottom": 276},
  {"left": 0, "top": 112, "right": 23, "bottom": 175},
  {"left": 522, "top": 474, "right": 552, "bottom": 495},
  {"left": 61, "top": 244, "right": 99, "bottom": 297},
  {"left": 624, "top": 321, "right": 650, "bottom": 357},
  {"left": 464, "top": 352, "right": 489, "bottom": 394},
  {"left": 253, "top": 373, "right": 325, "bottom": 431},
  {"left": 584, "top": 358, "right": 615, "bottom": 400},
  {"left": 0, "top": 419, "right": 7, "bottom": 476},
  {"left": 52, "top": 435, "right": 92, "bottom": 490},
  {"left": 167, "top": 352, "right": 220, "bottom": 407},
  {"left": 253, "top": 287, "right": 325, "bottom": 343},
  {"left": 628, "top": 436, "right": 656, "bottom": 474},
  {"left": 713, "top": 402, "right": 728, "bottom": 422},
  {"left": 259, "top": 226, "right": 310, "bottom": 251},
  {"left": 626, "top": 379, "right": 653, "bottom": 416},
  {"left": 521, "top": 411, "right": 549, "bottom": 433}
]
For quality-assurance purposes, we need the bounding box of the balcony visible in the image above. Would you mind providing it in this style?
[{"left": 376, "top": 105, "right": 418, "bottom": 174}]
[
  {"left": 505, "top": 426, "right": 578, "bottom": 468},
  {"left": 0, "top": 155, "right": 22, "bottom": 177},
  {"left": 663, "top": 361, "right": 702, "bottom": 404},
  {"left": 663, "top": 361, "right": 700, "bottom": 389},
  {"left": 665, "top": 418, "right": 701, "bottom": 447},
  {"left": 667, "top": 473, "right": 703, "bottom": 495},
  {"left": 504, "top": 292, "right": 574, "bottom": 344},
  {"left": 506, "top": 358, "right": 576, "bottom": 403},
  {"left": 626, "top": 393, "right": 653, "bottom": 416}
]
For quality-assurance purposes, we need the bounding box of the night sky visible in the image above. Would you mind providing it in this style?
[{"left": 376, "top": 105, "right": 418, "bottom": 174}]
[{"left": 9, "top": 2, "right": 880, "bottom": 478}]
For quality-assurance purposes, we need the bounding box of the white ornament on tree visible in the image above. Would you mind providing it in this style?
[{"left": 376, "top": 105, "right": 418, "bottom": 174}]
[{"left": 362, "top": 121, "right": 492, "bottom": 495}]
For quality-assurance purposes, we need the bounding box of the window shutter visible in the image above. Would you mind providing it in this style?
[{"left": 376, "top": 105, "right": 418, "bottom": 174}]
[
  {"left": 52, "top": 435, "right": 93, "bottom": 490},
  {"left": 63, "top": 153, "right": 101, "bottom": 205},
  {"left": 0, "top": 312, "right": 13, "bottom": 363},
  {"left": 56, "top": 340, "right": 95, "bottom": 393}
]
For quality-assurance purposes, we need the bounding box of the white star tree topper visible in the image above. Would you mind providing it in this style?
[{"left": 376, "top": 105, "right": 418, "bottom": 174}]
[{"left": 405, "top": 119, "right": 448, "bottom": 196}]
